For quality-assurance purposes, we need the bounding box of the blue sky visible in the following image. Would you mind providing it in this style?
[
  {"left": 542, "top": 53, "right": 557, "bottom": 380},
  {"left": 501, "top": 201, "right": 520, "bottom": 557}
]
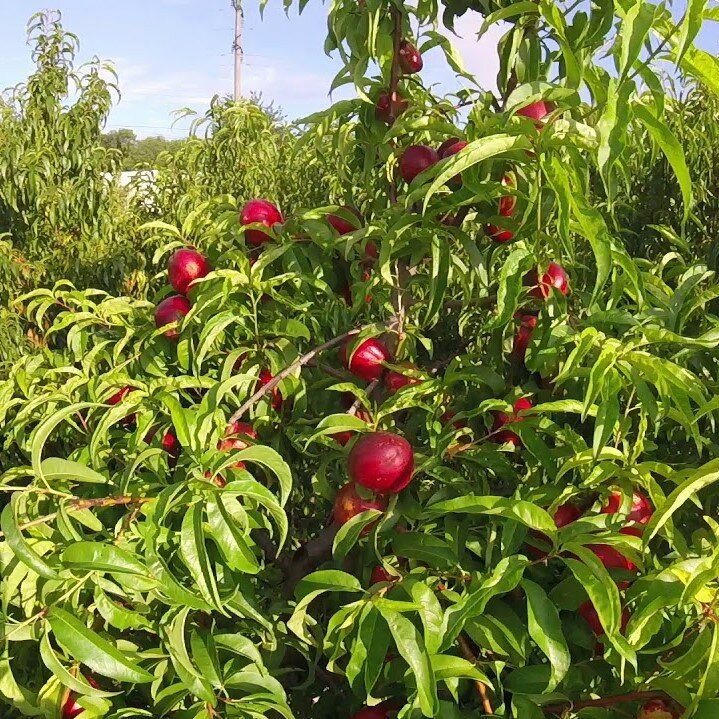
[
  {"left": 0, "top": 0, "right": 503, "bottom": 138},
  {"left": 0, "top": 1, "right": 716, "bottom": 138}
]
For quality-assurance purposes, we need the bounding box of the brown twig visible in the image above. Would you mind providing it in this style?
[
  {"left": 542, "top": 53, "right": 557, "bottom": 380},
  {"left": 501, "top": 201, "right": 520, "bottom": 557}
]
[
  {"left": 348, "top": 380, "right": 379, "bottom": 416},
  {"left": 282, "top": 524, "right": 340, "bottom": 597},
  {"left": 227, "top": 321, "right": 397, "bottom": 426},
  {"left": 457, "top": 635, "right": 493, "bottom": 714},
  {"left": 542, "top": 691, "right": 674, "bottom": 715},
  {"left": 0, "top": 496, "right": 153, "bottom": 539}
]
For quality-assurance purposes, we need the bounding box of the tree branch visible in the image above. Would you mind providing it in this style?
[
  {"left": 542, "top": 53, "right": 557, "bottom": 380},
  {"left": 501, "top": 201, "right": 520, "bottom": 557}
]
[
  {"left": 542, "top": 691, "right": 675, "bottom": 715},
  {"left": 228, "top": 321, "right": 397, "bottom": 426},
  {"left": 0, "top": 496, "right": 152, "bottom": 539},
  {"left": 457, "top": 635, "right": 493, "bottom": 714},
  {"left": 282, "top": 524, "right": 340, "bottom": 597}
]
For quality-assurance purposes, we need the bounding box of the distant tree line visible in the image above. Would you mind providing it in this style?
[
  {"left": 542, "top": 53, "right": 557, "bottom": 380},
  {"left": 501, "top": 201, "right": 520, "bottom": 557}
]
[{"left": 100, "top": 129, "right": 185, "bottom": 170}]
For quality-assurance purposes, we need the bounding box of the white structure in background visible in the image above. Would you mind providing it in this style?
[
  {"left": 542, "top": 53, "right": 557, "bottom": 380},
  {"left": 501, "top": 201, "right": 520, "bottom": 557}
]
[{"left": 105, "top": 170, "right": 158, "bottom": 208}]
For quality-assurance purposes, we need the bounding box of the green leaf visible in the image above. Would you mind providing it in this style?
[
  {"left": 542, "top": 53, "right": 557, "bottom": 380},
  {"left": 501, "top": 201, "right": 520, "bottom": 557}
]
[
  {"left": 47, "top": 607, "right": 153, "bottom": 683},
  {"left": 40, "top": 633, "right": 119, "bottom": 697},
  {"left": 431, "top": 654, "right": 493, "bottom": 687},
  {"left": 295, "top": 570, "right": 363, "bottom": 601},
  {"left": 424, "top": 233, "right": 451, "bottom": 326},
  {"left": 521, "top": 579, "right": 570, "bottom": 691},
  {"left": 1, "top": 499, "right": 58, "bottom": 580},
  {"left": 60, "top": 542, "right": 148, "bottom": 576},
  {"left": 645, "top": 458, "right": 719, "bottom": 542},
  {"left": 179, "top": 504, "right": 223, "bottom": 611},
  {"left": 378, "top": 606, "right": 439, "bottom": 717},
  {"left": 332, "top": 509, "right": 383, "bottom": 562},
  {"left": 676, "top": 0, "right": 708, "bottom": 65},
  {"left": 392, "top": 533, "right": 457, "bottom": 568},
  {"left": 422, "top": 134, "right": 530, "bottom": 209},
  {"left": 205, "top": 495, "right": 260, "bottom": 574},
  {"left": 618, "top": 2, "right": 657, "bottom": 80},
  {"left": 40, "top": 458, "right": 107, "bottom": 485},
  {"left": 634, "top": 103, "right": 693, "bottom": 222}
]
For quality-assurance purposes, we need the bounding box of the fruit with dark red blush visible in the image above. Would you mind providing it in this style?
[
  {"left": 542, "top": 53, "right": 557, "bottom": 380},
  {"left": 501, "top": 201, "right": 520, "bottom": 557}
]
[
  {"left": 438, "top": 138, "right": 468, "bottom": 188},
  {"left": 257, "top": 369, "right": 282, "bottom": 410},
  {"left": 332, "top": 407, "right": 371, "bottom": 446},
  {"left": 340, "top": 337, "right": 390, "bottom": 382},
  {"left": 516, "top": 99, "right": 555, "bottom": 123},
  {"left": 327, "top": 206, "right": 362, "bottom": 235},
  {"left": 240, "top": 199, "right": 283, "bottom": 247},
  {"left": 348, "top": 431, "right": 414, "bottom": 493},
  {"left": 384, "top": 363, "right": 421, "bottom": 395},
  {"left": 602, "top": 489, "right": 653, "bottom": 525},
  {"left": 527, "top": 502, "right": 581, "bottom": 559},
  {"left": 399, "top": 145, "right": 440, "bottom": 184},
  {"left": 579, "top": 600, "right": 630, "bottom": 653},
  {"left": 332, "top": 482, "right": 388, "bottom": 532},
  {"left": 441, "top": 409, "right": 468, "bottom": 429},
  {"left": 512, "top": 313, "right": 537, "bottom": 361},
  {"left": 375, "top": 91, "right": 408, "bottom": 124},
  {"left": 486, "top": 175, "right": 517, "bottom": 243},
  {"left": 398, "top": 39, "right": 423, "bottom": 74},
  {"left": 491, "top": 396, "right": 533, "bottom": 447},
  {"left": 370, "top": 565, "right": 397, "bottom": 585},
  {"left": 218, "top": 421, "right": 258, "bottom": 469},
  {"left": 588, "top": 526, "right": 642, "bottom": 572},
  {"left": 168, "top": 247, "right": 210, "bottom": 295},
  {"left": 364, "top": 240, "right": 379, "bottom": 261},
  {"left": 107, "top": 386, "right": 136, "bottom": 427},
  {"left": 525, "top": 262, "right": 570, "bottom": 299},
  {"left": 638, "top": 699, "right": 679, "bottom": 719},
  {"left": 61, "top": 676, "right": 99, "bottom": 719},
  {"left": 351, "top": 705, "right": 392, "bottom": 719},
  {"left": 155, "top": 295, "right": 191, "bottom": 340}
]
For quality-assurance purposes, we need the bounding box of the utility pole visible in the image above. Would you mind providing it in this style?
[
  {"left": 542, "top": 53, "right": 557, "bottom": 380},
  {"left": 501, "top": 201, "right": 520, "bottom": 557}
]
[{"left": 232, "top": 0, "right": 243, "bottom": 100}]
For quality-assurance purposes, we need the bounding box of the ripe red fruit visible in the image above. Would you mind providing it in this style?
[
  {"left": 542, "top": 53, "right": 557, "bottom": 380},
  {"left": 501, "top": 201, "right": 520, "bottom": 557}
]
[
  {"left": 486, "top": 224, "right": 514, "bottom": 243},
  {"left": 438, "top": 139, "right": 468, "bottom": 188},
  {"left": 161, "top": 431, "right": 180, "bottom": 459},
  {"left": 370, "top": 565, "right": 397, "bottom": 585},
  {"left": 554, "top": 503, "right": 582, "bottom": 528},
  {"left": 527, "top": 502, "right": 581, "bottom": 559},
  {"left": 257, "top": 369, "right": 282, "bottom": 410},
  {"left": 62, "top": 676, "right": 99, "bottom": 719},
  {"left": 155, "top": 295, "right": 191, "bottom": 340},
  {"left": 589, "top": 527, "right": 642, "bottom": 572},
  {"left": 108, "top": 386, "right": 133, "bottom": 406},
  {"left": 327, "top": 206, "right": 362, "bottom": 235},
  {"left": 332, "top": 482, "right": 388, "bottom": 529},
  {"left": 517, "top": 99, "right": 555, "bottom": 123},
  {"left": 398, "top": 39, "right": 423, "bottom": 74},
  {"left": 340, "top": 337, "right": 390, "bottom": 382},
  {"left": 438, "top": 139, "right": 468, "bottom": 160},
  {"left": 375, "top": 90, "right": 408, "bottom": 124},
  {"left": 525, "top": 262, "right": 570, "bottom": 299},
  {"left": 491, "top": 397, "right": 533, "bottom": 447},
  {"left": 364, "top": 240, "right": 379, "bottom": 261},
  {"left": 512, "top": 313, "right": 537, "bottom": 360},
  {"left": 441, "top": 409, "right": 468, "bottom": 429},
  {"left": 638, "top": 699, "right": 678, "bottom": 719},
  {"left": 351, "top": 705, "right": 392, "bottom": 719},
  {"left": 384, "top": 363, "right": 421, "bottom": 395},
  {"left": 167, "top": 247, "right": 210, "bottom": 295},
  {"left": 218, "top": 421, "right": 258, "bottom": 470},
  {"left": 579, "top": 600, "right": 630, "bottom": 637},
  {"left": 602, "top": 489, "right": 653, "bottom": 525},
  {"left": 240, "top": 199, "right": 283, "bottom": 247},
  {"left": 399, "top": 145, "right": 439, "bottom": 184},
  {"left": 348, "top": 431, "right": 414, "bottom": 494}
]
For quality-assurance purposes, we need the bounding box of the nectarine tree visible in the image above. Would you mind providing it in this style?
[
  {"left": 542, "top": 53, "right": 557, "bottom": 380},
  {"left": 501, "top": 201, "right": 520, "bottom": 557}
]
[{"left": 1, "top": 1, "right": 719, "bottom": 718}]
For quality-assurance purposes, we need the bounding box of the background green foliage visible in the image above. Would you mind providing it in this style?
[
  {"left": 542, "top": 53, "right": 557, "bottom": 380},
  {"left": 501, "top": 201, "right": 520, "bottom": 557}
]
[{"left": 1, "top": 2, "right": 719, "bottom": 719}]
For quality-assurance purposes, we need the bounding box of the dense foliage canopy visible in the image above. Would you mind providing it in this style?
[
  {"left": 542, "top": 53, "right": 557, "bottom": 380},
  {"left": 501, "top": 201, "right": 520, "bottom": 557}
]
[{"left": 1, "top": 2, "right": 719, "bottom": 719}]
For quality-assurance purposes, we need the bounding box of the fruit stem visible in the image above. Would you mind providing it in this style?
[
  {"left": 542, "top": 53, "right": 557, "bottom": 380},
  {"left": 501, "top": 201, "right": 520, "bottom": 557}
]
[
  {"left": 457, "top": 634, "right": 493, "bottom": 714},
  {"left": 542, "top": 690, "right": 675, "bottom": 715}
]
